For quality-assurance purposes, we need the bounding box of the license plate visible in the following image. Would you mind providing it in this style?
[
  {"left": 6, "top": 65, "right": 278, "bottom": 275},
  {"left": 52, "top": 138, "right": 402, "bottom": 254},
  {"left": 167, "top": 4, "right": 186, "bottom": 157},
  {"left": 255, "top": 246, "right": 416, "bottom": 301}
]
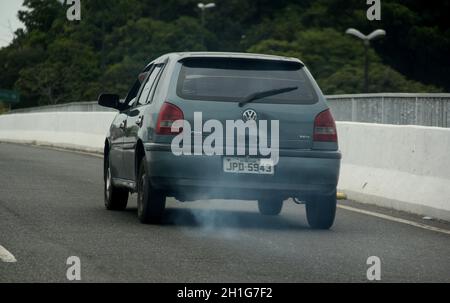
[{"left": 223, "top": 157, "right": 274, "bottom": 175}]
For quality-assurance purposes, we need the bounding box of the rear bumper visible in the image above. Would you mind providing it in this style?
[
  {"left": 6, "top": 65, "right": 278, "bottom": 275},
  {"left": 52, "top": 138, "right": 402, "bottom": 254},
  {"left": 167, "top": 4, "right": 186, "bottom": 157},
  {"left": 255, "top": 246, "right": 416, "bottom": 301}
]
[{"left": 144, "top": 143, "right": 340, "bottom": 200}]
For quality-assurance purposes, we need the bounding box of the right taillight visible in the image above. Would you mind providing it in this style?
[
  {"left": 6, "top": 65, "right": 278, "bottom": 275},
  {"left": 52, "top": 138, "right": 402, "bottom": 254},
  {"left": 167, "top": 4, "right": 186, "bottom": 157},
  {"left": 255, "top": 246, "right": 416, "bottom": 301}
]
[
  {"left": 313, "top": 109, "right": 337, "bottom": 142},
  {"left": 155, "top": 102, "right": 184, "bottom": 135}
]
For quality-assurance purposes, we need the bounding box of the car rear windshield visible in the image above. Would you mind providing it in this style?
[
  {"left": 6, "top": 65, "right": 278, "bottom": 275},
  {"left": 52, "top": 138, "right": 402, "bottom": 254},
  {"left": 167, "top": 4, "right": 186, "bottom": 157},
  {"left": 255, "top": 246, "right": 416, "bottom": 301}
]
[{"left": 176, "top": 58, "right": 318, "bottom": 104}]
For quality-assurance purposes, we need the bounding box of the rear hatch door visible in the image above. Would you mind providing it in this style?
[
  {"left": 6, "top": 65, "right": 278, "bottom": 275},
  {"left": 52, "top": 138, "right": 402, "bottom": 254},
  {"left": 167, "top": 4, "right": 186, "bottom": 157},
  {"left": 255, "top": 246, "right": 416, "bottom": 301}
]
[{"left": 166, "top": 57, "right": 322, "bottom": 152}]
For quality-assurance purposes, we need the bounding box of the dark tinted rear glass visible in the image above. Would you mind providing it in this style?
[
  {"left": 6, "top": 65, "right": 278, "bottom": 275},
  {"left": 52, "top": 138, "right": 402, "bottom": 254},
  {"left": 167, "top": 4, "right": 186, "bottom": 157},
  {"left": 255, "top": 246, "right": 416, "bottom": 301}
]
[{"left": 177, "top": 58, "right": 318, "bottom": 104}]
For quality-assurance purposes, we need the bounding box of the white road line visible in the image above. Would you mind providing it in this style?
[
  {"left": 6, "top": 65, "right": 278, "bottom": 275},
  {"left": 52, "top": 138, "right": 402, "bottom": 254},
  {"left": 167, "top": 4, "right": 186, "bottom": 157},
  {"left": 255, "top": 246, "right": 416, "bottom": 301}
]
[
  {"left": 0, "top": 245, "right": 17, "bottom": 263},
  {"left": 34, "top": 145, "right": 103, "bottom": 158},
  {"left": 337, "top": 205, "right": 450, "bottom": 236}
]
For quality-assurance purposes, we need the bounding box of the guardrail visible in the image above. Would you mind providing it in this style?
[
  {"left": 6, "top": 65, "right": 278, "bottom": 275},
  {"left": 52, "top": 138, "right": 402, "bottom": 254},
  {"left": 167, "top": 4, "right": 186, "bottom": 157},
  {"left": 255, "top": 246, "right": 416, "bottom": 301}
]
[
  {"left": 0, "top": 112, "right": 449, "bottom": 221},
  {"left": 6, "top": 93, "right": 450, "bottom": 128},
  {"left": 327, "top": 93, "right": 450, "bottom": 128}
]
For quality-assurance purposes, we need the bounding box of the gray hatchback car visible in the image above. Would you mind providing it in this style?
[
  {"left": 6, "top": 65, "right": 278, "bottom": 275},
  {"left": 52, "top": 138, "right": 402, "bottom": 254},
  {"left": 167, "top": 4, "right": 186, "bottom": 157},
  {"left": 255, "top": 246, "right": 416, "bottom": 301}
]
[{"left": 98, "top": 52, "right": 341, "bottom": 229}]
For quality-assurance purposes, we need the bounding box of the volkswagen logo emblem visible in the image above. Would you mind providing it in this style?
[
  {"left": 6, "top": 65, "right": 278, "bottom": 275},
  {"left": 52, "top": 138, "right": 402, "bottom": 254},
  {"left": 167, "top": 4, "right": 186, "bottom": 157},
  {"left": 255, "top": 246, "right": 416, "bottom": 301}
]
[{"left": 242, "top": 109, "right": 258, "bottom": 122}]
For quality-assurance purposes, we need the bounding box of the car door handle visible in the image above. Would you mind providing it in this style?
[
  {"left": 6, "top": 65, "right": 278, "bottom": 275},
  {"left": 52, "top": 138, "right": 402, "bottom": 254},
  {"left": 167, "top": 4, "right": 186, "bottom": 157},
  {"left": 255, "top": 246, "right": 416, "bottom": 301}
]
[
  {"left": 119, "top": 120, "right": 127, "bottom": 129},
  {"left": 135, "top": 116, "right": 144, "bottom": 127}
]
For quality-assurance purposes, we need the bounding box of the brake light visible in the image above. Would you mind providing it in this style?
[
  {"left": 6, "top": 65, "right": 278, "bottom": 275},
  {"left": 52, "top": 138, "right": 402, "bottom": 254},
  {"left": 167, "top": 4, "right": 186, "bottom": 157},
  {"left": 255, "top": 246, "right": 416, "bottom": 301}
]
[
  {"left": 155, "top": 102, "right": 184, "bottom": 135},
  {"left": 313, "top": 109, "right": 337, "bottom": 142}
]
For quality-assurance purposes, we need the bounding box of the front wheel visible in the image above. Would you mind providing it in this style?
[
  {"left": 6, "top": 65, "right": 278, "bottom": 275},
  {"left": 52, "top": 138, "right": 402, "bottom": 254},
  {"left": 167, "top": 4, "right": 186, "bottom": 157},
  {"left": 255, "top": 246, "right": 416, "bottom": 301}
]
[
  {"left": 258, "top": 199, "right": 283, "bottom": 216},
  {"left": 305, "top": 191, "right": 337, "bottom": 230},
  {"left": 104, "top": 157, "right": 128, "bottom": 210},
  {"left": 137, "top": 160, "right": 166, "bottom": 224}
]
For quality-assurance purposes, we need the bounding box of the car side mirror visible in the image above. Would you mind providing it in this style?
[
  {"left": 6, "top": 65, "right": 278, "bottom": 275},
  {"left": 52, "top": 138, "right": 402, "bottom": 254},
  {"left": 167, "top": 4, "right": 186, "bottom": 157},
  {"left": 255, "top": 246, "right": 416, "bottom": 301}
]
[{"left": 98, "top": 93, "right": 120, "bottom": 109}]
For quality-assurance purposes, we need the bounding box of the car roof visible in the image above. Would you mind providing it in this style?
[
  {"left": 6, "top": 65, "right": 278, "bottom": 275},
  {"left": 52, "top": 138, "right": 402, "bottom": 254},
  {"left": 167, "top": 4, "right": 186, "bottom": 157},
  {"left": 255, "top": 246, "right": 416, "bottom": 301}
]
[{"left": 150, "top": 52, "right": 304, "bottom": 66}]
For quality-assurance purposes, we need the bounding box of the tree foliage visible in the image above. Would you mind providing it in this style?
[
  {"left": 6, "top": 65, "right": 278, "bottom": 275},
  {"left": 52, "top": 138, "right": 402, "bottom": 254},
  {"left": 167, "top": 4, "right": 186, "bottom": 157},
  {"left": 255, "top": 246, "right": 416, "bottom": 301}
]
[{"left": 0, "top": 0, "right": 447, "bottom": 108}]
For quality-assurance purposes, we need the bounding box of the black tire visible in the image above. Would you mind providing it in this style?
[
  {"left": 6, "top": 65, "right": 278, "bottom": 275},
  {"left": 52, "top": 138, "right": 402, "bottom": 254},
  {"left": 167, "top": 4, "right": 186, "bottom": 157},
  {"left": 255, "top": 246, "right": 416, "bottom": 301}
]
[
  {"left": 258, "top": 199, "right": 283, "bottom": 216},
  {"left": 137, "top": 160, "right": 166, "bottom": 224},
  {"left": 305, "top": 191, "right": 336, "bottom": 229},
  {"left": 104, "top": 157, "right": 128, "bottom": 211}
]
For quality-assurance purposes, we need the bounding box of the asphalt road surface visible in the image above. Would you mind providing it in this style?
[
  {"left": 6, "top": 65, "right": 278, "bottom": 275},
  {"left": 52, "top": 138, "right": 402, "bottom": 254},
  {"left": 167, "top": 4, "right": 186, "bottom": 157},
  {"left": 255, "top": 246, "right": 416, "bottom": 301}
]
[{"left": 0, "top": 143, "right": 449, "bottom": 282}]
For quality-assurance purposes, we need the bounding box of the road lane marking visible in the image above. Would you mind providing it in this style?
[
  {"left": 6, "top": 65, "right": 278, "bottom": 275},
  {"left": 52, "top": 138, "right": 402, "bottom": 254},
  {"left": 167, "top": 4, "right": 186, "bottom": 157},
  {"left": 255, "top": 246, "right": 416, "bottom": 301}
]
[
  {"left": 32, "top": 145, "right": 103, "bottom": 158},
  {"left": 0, "top": 245, "right": 17, "bottom": 263},
  {"left": 337, "top": 205, "right": 450, "bottom": 236},
  {"left": 0, "top": 141, "right": 103, "bottom": 158}
]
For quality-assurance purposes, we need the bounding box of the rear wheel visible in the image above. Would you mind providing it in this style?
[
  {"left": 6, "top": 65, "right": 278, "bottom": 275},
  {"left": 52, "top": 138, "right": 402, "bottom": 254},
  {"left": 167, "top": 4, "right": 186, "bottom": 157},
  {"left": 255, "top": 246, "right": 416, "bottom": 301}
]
[
  {"left": 137, "top": 160, "right": 166, "bottom": 224},
  {"left": 104, "top": 157, "right": 128, "bottom": 210},
  {"left": 305, "top": 191, "right": 336, "bottom": 229},
  {"left": 258, "top": 199, "right": 283, "bottom": 216}
]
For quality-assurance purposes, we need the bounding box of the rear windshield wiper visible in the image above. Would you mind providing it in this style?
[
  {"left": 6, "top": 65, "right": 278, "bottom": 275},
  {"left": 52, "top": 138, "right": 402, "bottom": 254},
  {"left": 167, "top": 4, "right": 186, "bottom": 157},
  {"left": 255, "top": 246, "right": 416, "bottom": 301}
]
[{"left": 238, "top": 86, "right": 298, "bottom": 107}]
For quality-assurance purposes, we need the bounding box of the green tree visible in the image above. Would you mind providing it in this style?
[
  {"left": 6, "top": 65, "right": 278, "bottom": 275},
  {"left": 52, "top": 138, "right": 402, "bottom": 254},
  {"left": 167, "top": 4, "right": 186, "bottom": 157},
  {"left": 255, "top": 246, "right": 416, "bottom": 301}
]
[
  {"left": 249, "top": 28, "right": 442, "bottom": 94},
  {"left": 0, "top": 0, "right": 447, "bottom": 109}
]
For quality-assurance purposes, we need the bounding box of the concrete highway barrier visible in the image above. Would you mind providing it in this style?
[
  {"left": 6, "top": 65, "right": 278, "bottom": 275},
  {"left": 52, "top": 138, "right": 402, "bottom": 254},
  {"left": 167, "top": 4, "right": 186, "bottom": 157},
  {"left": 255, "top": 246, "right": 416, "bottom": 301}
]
[
  {"left": 337, "top": 122, "right": 450, "bottom": 221},
  {"left": 0, "top": 112, "right": 116, "bottom": 153},
  {"left": 0, "top": 112, "right": 449, "bottom": 221}
]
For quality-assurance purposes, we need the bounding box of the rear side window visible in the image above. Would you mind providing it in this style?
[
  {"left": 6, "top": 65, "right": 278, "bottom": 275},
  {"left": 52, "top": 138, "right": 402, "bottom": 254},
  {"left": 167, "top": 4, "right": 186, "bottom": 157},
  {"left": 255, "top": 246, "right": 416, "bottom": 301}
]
[
  {"left": 137, "top": 64, "right": 164, "bottom": 105},
  {"left": 176, "top": 58, "right": 318, "bottom": 104}
]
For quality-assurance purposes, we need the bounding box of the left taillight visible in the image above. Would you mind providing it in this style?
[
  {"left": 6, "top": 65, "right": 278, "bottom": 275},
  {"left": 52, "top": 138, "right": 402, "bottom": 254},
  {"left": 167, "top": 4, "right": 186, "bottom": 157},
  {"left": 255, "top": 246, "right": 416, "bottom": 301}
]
[
  {"left": 155, "top": 102, "right": 184, "bottom": 135},
  {"left": 313, "top": 109, "right": 337, "bottom": 142}
]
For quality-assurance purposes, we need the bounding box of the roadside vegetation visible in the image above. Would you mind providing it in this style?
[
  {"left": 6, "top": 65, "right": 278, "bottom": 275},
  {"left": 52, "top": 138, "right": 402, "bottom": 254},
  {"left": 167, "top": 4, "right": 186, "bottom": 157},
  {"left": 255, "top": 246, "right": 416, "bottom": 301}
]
[{"left": 0, "top": 0, "right": 448, "bottom": 108}]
